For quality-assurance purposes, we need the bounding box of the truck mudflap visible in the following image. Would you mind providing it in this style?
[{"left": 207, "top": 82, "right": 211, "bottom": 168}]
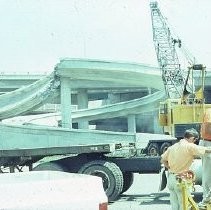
[{"left": 159, "top": 167, "right": 167, "bottom": 191}]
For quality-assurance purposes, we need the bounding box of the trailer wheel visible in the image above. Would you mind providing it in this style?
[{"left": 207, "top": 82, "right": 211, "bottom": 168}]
[
  {"left": 121, "top": 172, "right": 134, "bottom": 194},
  {"left": 32, "top": 162, "right": 66, "bottom": 171},
  {"left": 78, "top": 160, "right": 123, "bottom": 201},
  {"left": 160, "top": 142, "right": 171, "bottom": 155},
  {"left": 147, "top": 143, "right": 159, "bottom": 156}
]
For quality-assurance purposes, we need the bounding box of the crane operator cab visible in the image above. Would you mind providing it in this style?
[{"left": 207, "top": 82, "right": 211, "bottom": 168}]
[{"left": 158, "top": 64, "right": 211, "bottom": 139}]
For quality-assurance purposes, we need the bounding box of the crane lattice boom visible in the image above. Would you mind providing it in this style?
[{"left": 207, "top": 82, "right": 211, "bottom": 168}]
[{"left": 150, "top": 1, "right": 191, "bottom": 99}]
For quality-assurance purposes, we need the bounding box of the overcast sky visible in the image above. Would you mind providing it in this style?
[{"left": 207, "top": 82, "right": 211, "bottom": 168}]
[{"left": 0, "top": 0, "right": 210, "bottom": 73}]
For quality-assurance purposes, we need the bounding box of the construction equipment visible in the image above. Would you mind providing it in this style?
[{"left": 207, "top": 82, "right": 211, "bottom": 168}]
[{"left": 150, "top": 1, "right": 211, "bottom": 139}]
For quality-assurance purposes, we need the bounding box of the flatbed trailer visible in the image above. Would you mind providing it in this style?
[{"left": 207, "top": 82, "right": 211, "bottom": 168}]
[{"left": 0, "top": 122, "right": 165, "bottom": 201}]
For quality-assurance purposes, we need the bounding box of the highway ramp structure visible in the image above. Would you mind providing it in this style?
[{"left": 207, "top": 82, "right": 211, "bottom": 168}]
[{"left": 0, "top": 59, "right": 165, "bottom": 123}]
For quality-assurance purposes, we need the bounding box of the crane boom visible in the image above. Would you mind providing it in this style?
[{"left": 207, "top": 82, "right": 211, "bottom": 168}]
[{"left": 150, "top": 1, "right": 192, "bottom": 99}]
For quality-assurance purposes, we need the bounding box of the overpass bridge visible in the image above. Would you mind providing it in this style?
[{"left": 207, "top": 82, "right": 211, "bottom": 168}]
[{"left": 1, "top": 60, "right": 211, "bottom": 133}]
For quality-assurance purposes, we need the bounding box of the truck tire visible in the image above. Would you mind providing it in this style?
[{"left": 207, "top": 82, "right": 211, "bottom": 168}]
[
  {"left": 32, "top": 162, "right": 66, "bottom": 171},
  {"left": 160, "top": 142, "right": 171, "bottom": 155},
  {"left": 147, "top": 143, "right": 159, "bottom": 156},
  {"left": 121, "top": 172, "right": 134, "bottom": 194},
  {"left": 78, "top": 160, "right": 123, "bottom": 202}
]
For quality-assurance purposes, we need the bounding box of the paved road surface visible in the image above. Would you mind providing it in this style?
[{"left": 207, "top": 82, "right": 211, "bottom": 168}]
[{"left": 109, "top": 173, "right": 203, "bottom": 210}]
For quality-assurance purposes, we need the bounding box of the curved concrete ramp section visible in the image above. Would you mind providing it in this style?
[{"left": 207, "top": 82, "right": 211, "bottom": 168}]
[
  {"left": 72, "top": 90, "right": 165, "bottom": 122},
  {"left": 56, "top": 59, "right": 164, "bottom": 90},
  {"left": 0, "top": 72, "right": 60, "bottom": 119}
]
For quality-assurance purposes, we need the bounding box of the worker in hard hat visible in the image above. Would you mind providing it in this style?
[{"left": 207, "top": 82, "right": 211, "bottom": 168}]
[{"left": 161, "top": 128, "right": 211, "bottom": 210}]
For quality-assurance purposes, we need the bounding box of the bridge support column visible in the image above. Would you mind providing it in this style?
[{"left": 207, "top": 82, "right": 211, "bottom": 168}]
[
  {"left": 77, "top": 89, "right": 89, "bottom": 129},
  {"left": 60, "top": 77, "right": 72, "bottom": 128},
  {"left": 128, "top": 114, "right": 136, "bottom": 133}
]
